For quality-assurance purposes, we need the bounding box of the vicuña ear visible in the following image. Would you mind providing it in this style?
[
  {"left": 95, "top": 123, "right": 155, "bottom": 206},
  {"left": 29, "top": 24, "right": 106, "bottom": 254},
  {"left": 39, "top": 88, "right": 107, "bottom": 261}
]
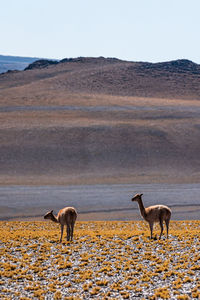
[
  {"left": 51, "top": 210, "right": 53, "bottom": 214},
  {"left": 140, "top": 193, "right": 143, "bottom": 197}
]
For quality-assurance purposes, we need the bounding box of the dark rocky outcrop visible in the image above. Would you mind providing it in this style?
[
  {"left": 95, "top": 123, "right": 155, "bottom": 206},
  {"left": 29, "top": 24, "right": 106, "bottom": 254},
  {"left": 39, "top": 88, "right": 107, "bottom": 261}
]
[
  {"left": 60, "top": 56, "right": 121, "bottom": 64},
  {"left": 24, "top": 59, "right": 58, "bottom": 70},
  {"left": 134, "top": 59, "right": 200, "bottom": 74}
]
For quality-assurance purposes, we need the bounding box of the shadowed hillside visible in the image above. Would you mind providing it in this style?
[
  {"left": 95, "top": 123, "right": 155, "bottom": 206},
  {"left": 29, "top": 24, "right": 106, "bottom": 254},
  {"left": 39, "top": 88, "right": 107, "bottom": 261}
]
[{"left": 0, "top": 57, "right": 200, "bottom": 185}]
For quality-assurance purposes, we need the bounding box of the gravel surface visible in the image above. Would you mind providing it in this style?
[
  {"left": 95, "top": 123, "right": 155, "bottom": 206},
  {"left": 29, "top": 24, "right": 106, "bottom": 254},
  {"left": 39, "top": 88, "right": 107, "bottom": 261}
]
[{"left": 0, "top": 220, "right": 199, "bottom": 299}]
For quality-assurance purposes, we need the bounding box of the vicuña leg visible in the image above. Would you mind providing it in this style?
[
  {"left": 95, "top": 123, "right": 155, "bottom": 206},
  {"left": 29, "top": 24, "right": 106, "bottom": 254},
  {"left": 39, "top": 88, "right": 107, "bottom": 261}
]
[
  {"left": 67, "top": 225, "right": 70, "bottom": 241},
  {"left": 165, "top": 219, "right": 170, "bottom": 238},
  {"left": 71, "top": 222, "right": 76, "bottom": 241},
  {"left": 149, "top": 222, "right": 154, "bottom": 239},
  {"left": 159, "top": 217, "right": 164, "bottom": 239},
  {"left": 60, "top": 224, "right": 64, "bottom": 243}
]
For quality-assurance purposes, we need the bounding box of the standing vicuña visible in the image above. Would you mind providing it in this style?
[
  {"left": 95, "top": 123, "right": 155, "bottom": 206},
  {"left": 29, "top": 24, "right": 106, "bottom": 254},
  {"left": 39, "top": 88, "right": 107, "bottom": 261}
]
[
  {"left": 44, "top": 207, "right": 77, "bottom": 242},
  {"left": 131, "top": 193, "right": 171, "bottom": 239}
]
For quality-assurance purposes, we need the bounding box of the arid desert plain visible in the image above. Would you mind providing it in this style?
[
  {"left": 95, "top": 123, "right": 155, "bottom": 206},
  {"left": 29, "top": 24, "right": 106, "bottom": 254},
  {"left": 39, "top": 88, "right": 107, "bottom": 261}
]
[{"left": 0, "top": 57, "right": 200, "bottom": 299}]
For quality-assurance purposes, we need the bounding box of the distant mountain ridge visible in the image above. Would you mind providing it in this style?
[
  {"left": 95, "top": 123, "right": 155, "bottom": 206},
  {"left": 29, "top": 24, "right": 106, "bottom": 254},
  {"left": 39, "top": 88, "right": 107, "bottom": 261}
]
[
  {"left": 24, "top": 56, "right": 121, "bottom": 70},
  {"left": 1, "top": 54, "right": 199, "bottom": 77},
  {"left": 1, "top": 56, "right": 200, "bottom": 100},
  {"left": 0, "top": 54, "right": 40, "bottom": 74},
  {"left": 25, "top": 56, "right": 199, "bottom": 73}
]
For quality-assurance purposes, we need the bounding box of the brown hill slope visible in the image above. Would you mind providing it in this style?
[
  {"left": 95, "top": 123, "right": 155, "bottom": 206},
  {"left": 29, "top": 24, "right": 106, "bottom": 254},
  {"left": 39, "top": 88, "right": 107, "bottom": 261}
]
[
  {"left": 0, "top": 57, "right": 200, "bottom": 185},
  {"left": 0, "top": 57, "right": 200, "bottom": 104}
]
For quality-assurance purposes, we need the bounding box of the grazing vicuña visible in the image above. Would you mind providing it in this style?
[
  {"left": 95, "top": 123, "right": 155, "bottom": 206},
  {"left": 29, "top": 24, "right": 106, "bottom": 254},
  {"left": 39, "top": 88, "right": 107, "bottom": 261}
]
[{"left": 44, "top": 207, "right": 77, "bottom": 242}]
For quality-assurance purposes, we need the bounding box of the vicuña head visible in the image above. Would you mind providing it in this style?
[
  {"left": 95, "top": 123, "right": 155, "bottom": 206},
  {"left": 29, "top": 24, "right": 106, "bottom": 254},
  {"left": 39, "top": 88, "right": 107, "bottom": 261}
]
[
  {"left": 132, "top": 193, "right": 143, "bottom": 202},
  {"left": 44, "top": 210, "right": 57, "bottom": 221},
  {"left": 44, "top": 207, "right": 77, "bottom": 242},
  {"left": 131, "top": 193, "right": 171, "bottom": 240}
]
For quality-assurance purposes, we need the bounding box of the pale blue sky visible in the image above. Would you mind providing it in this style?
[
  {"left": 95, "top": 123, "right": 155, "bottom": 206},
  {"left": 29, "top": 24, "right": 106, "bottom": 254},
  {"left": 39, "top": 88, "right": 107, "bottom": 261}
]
[{"left": 1, "top": 0, "right": 200, "bottom": 63}]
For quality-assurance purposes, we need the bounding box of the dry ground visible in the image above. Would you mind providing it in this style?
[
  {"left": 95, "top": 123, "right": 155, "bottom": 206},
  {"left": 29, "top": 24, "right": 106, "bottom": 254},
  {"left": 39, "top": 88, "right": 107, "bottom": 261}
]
[{"left": 0, "top": 220, "right": 199, "bottom": 299}]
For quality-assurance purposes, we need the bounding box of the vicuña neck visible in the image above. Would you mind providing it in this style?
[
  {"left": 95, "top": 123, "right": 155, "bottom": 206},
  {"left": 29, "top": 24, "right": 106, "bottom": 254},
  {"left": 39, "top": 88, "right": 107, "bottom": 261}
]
[
  {"left": 51, "top": 214, "right": 59, "bottom": 223},
  {"left": 137, "top": 199, "right": 147, "bottom": 219}
]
